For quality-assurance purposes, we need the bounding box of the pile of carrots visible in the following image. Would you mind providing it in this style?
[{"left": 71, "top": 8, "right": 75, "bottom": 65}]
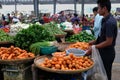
[
  {"left": 67, "top": 42, "right": 90, "bottom": 50},
  {"left": 40, "top": 53, "right": 93, "bottom": 70},
  {"left": 0, "top": 46, "right": 35, "bottom": 60}
]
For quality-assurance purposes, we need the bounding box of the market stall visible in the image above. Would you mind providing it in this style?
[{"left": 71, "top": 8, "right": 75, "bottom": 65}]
[{"left": 0, "top": 22, "right": 96, "bottom": 80}]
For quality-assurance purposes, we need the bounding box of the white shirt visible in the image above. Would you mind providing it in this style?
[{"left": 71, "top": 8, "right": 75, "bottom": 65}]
[{"left": 93, "top": 14, "right": 103, "bottom": 38}]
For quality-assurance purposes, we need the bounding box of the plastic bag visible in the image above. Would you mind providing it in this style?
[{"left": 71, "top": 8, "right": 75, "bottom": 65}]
[{"left": 87, "top": 45, "right": 108, "bottom": 80}]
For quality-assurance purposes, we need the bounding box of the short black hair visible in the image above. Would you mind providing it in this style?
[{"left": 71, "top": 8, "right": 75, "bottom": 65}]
[
  {"left": 74, "top": 13, "right": 78, "bottom": 17},
  {"left": 93, "top": 7, "right": 98, "bottom": 12},
  {"left": 43, "top": 14, "right": 47, "bottom": 16},
  {"left": 97, "top": 0, "right": 111, "bottom": 12},
  {"left": 60, "top": 11, "right": 64, "bottom": 14}
]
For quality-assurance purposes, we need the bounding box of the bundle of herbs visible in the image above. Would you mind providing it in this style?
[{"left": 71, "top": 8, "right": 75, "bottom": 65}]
[{"left": 14, "top": 24, "right": 55, "bottom": 51}]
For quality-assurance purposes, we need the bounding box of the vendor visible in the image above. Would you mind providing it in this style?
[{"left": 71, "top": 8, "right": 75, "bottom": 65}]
[{"left": 86, "top": 0, "right": 118, "bottom": 80}]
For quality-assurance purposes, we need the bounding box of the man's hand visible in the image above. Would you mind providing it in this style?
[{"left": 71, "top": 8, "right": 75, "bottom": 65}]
[
  {"left": 89, "top": 40, "right": 96, "bottom": 45},
  {"left": 85, "top": 46, "right": 92, "bottom": 56}
]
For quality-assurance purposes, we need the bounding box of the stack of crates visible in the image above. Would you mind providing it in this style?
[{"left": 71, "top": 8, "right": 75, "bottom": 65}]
[{"left": 1, "top": 62, "right": 33, "bottom": 80}]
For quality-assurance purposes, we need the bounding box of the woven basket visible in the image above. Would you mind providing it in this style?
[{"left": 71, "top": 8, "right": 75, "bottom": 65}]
[
  {"left": 0, "top": 41, "right": 13, "bottom": 44},
  {"left": 54, "top": 42, "right": 75, "bottom": 51},
  {"left": 0, "top": 57, "right": 35, "bottom": 64},
  {"left": 55, "top": 34, "right": 66, "bottom": 38},
  {"left": 64, "top": 30, "right": 74, "bottom": 34},
  {"left": 34, "top": 56, "right": 94, "bottom": 74}
]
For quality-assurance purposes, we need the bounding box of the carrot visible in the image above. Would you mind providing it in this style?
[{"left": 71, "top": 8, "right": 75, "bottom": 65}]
[
  {"left": 7, "top": 54, "right": 14, "bottom": 60},
  {"left": 0, "top": 51, "right": 3, "bottom": 55},
  {"left": 2, "top": 54, "right": 6, "bottom": 60},
  {"left": 28, "top": 53, "right": 35, "bottom": 57},
  {"left": 17, "top": 53, "right": 26, "bottom": 58}
]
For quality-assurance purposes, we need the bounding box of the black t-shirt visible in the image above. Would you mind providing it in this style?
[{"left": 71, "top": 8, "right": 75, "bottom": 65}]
[{"left": 96, "top": 14, "right": 118, "bottom": 55}]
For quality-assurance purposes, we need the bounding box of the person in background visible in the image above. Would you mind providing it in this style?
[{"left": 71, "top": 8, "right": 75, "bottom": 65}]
[
  {"left": 66, "top": 13, "right": 72, "bottom": 22},
  {"left": 81, "top": 14, "right": 88, "bottom": 26},
  {"left": 42, "top": 14, "right": 50, "bottom": 23},
  {"left": 12, "top": 16, "right": 20, "bottom": 23},
  {"left": 86, "top": 0, "right": 118, "bottom": 80},
  {"left": 71, "top": 13, "right": 80, "bottom": 24},
  {"left": 73, "top": 19, "right": 81, "bottom": 34},
  {"left": 50, "top": 14, "right": 59, "bottom": 23},
  {"left": 57, "top": 11, "right": 66, "bottom": 23},
  {"left": 93, "top": 7, "right": 103, "bottom": 38},
  {"left": 6, "top": 13, "right": 12, "bottom": 24},
  {"left": 1, "top": 14, "right": 7, "bottom": 26}
]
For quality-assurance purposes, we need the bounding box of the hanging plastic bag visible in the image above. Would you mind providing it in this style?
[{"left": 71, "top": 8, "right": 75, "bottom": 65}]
[{"left": 87, "top": 45, "right": 108, "bottom": 80}]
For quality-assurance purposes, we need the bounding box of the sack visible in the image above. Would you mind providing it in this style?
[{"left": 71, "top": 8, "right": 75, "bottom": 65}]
[{"left": 87, "top": 45, "right": 108, "bottom": 80}]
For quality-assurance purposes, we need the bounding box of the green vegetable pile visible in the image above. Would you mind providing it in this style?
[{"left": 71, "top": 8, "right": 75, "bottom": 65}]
[
  {"left": 0, "top": 29, "right": 14, "bottom": 42},
  {"left": 30, "top": 41, "right": 55, "bottom": 55},
  {"left": 43, "top": 22, "right": 66, "bottom": 35},
  {"left": 66, "top": 31, "right": 95, "bottom": 42},
  {"left": 14, "top": 24, "right": 55, "bottom": 51}
]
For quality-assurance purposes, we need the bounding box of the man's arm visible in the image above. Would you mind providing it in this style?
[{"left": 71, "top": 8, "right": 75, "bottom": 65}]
[
  {"left": 95, "top": 37, "right": 113, "bottom": 48},
  {"left": 86, "top": 37, "right": 113, "bottom": 55}
]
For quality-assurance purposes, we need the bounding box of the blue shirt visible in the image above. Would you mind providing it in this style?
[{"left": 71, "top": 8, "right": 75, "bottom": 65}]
[{"left": 93, "top": 14, "right": 103, "bottom": 38}]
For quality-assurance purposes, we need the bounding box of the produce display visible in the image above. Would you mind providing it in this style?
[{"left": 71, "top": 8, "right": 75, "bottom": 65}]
[
  {"left": 60, "top": 21, "right": 73, "bottom": 30},
  {"left": 14, "top": 24, "right": 55, "bottom": 51},
  {"left": 52, "top": 52, "right": 66, "bottom": 57},
  {"left": 39, "top": 53, "right": 94, "bottom": 70},
  {"left": 0, "top": 46, "right": 35, "bottom": 60},
  {"left": 10, "top": 22, "right": 29, "bottom": 34},
  {"left": 1, "top": 27, "right": 10, "bottom": 33},
  {"left": 66, "top": 31, "right": 95, "bottom": 42},
  {"left": 30, "top": 41, "right": 56, "bottom": 55},
  {"left": 0, "top": 29, "right": 14, "bottom": 42},
  {"left": 67, "top": 42, "right": 89, "bottom": 51},
  {"left": 43, "top": 22, "right": 66, "bottom": 35}
]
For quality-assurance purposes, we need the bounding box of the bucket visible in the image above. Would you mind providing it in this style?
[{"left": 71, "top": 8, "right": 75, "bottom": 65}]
[{"left": 40, "top": 46, "right": 58, "bottom": 55}]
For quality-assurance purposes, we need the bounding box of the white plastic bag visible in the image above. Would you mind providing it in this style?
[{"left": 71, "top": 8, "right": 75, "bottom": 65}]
[{"left": 87, "top": 45, "right": 108, "bottom": 80}]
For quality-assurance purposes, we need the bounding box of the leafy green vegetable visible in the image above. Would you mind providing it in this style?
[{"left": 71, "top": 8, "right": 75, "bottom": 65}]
[
  {"left": 30, "top": 41, "right": 54, "bottom": 55},
  {"left": 43, "top": 22, "right": 66, "bottom": 35},
  {"left": 66, "top": 31, "right": 95, "bottom": 42},
  {"left": 0, "top": 29, "right": 14, "bottom": 42},
  {"left": 14, "top": 24, "right": 55, "bottom": 51}
]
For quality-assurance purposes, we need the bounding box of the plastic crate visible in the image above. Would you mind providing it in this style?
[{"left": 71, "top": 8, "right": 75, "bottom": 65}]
[
  {"left": 66, "top": 48, "right": 85, "bottom": 56},
  {"left": 40, "top": 46, "right": 58, "bottom": 55}
]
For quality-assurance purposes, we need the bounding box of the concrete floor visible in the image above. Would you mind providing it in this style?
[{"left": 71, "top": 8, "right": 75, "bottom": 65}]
[{"left": 112, "top": 29, "right": 120, "bottom": 80}]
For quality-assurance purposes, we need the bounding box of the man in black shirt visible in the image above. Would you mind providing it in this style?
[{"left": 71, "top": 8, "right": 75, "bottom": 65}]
[{"left": 86, "top": 0, "right": 118, "bottom": 80}]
